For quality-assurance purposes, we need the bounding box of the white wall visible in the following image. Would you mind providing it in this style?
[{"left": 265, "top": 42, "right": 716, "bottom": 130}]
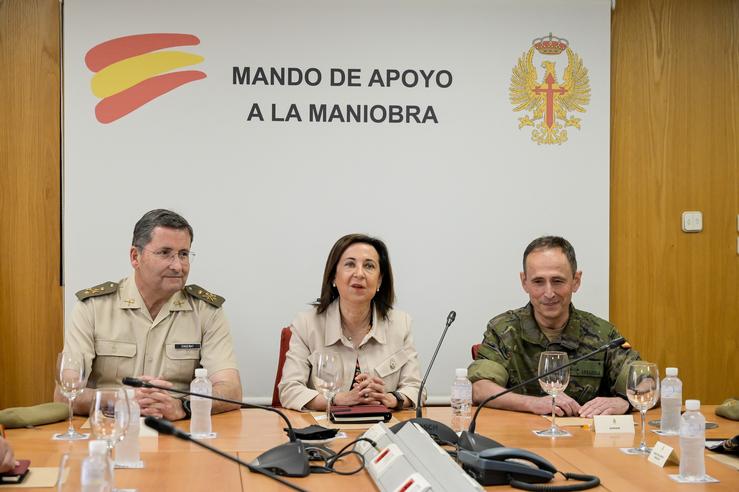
[{"left": 63, "top": 0, "right": 611, "bottom": 402}]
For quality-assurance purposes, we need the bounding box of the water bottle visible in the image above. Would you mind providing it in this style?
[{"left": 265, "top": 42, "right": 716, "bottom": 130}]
[
  {"left": 81, "top": 440, "right": 112, "bottom": 492},
  {"left": 451, "top": 368, "right": 472, "bottom": 432},
  {"left": 679, "top": 399, "right": 705, "bottom": 481},
  {"left": 660, "top": 367, "right": 682, "bottom": 435},
  {"left": 115, "top": 388, "right": 141, "bottom": 466},
  {"left": 190, "top": 368, "right": 212, "bottom": 438}
]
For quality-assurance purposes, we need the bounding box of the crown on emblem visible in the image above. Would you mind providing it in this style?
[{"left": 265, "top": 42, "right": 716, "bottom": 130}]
[{"left": 532, "top": 33, "right": 568, "bottom": 55}]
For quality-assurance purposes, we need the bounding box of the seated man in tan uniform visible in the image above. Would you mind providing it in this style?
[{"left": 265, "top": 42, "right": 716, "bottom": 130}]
[{"left": 55, "top": 209, "right": 242, "bottom": 420}]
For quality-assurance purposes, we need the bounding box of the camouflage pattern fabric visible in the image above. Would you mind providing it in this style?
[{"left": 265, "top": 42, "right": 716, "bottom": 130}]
[{"left": 468, "top": 303, "right": 640, "bottom": 405}]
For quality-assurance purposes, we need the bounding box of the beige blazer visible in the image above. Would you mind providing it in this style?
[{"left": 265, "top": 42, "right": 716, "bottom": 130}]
[{"left": 278, "top": 300, "right": 424, "bottom": 411}]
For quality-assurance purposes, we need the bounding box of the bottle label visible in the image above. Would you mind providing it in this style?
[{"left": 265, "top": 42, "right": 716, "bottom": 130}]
[{"left": 662, "top": 387, "right": 681, "bottom": 398}]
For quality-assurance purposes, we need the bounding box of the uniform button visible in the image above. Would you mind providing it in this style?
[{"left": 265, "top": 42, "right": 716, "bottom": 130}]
[
  {"left": 390, "top": 359, "right": 396, "bottom": 370},
  {"left": 147, "top": 358, "right": 153, "bottom": 363}
]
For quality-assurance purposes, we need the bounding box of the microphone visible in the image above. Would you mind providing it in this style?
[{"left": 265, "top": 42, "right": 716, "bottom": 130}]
[
  {"left": 121, "top": 377, "right": 145, "bottom": 387},
  {"left": 458, "top": 337, "right": 627, "bottom": 452},
  {"left": 390, "top": 310, "right": 461, "bottom": 446},
  {"left": 123, "top": 377, "right": 309, "bottom": 477},
  {"left": 144, "top": 417, "right": 307, "bottom": 492}
]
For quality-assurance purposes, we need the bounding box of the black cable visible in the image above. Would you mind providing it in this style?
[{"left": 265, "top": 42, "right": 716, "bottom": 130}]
[
  {"left": 307, "top": 437, "right": 378, "bottom": 476},
  {"left": 509, "top": 471, "right": 600, "bottom": 491}
]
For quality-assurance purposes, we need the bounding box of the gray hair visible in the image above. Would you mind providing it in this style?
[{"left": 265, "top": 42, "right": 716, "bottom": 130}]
[
  {"left": 132, "top": 209, "right": 193, "bottom": 249},
  {"left": 523, "top": 236, "right": 577, "bottom": 276}
]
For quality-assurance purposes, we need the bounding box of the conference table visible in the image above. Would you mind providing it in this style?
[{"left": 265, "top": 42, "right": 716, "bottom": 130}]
[{"left": 6, "top": 405, "right": 738, "bottom": 491}]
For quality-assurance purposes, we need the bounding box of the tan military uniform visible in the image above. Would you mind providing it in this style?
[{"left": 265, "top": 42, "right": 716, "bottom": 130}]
[
  {"left": 65, "top": 276, "right": 238, "bottom": 392},
  {"left": 278, "top": 300, "right": 424, "bottom": 411}
]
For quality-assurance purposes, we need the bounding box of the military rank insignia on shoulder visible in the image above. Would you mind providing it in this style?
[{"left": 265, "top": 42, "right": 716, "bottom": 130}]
[
  {"left": 185, "top": 284, "right": 225, "bottom": 308},
  {"left": 76, "top": 281, "right": 119, "bottom": 301}
]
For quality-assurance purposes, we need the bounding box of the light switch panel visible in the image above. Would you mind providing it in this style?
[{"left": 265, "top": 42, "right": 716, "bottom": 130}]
[{"left": 681, "top": 211, "right": 702, "bottom": 232}]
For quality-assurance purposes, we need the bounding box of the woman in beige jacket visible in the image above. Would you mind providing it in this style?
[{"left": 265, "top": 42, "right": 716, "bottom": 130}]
[{"left": 278, "top": 233, "right": 424, "bottom": 412}]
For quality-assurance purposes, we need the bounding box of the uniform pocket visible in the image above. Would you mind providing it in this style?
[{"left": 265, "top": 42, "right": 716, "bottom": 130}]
[
  {"left": 373, "top": 349, "right": 411, "bottom": 389},
  {"left": 164, "top": 343, "right": 201, "bottom": 383},
  {"left": 569, "top": 359, "right": 605, "bottom": 403},
  {"left": 92, "top": 340, "right": 137, "bottom": 385}
]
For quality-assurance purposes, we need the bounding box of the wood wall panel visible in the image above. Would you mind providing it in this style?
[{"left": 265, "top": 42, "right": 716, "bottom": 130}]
[
  {"left": 0, "top": 0, "right": 736, "bottom": 407},
  {"left": 610, "top": 0, "right": 739, "bottom": 404},
  {"left": 0, "top": 0, "right": 63, "bottom": 408}
]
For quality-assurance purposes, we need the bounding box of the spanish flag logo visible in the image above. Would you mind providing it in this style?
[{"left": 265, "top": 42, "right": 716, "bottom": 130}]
[{"left": 85, "top": 33, "right": 206, "bottom": 124}]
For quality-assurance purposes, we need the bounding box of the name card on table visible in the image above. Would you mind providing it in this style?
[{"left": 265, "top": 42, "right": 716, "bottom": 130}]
[
  {"left": 593, "top": 415, "right": 635, "bottom": 434},
  {"left": 648, "top": 441, "right": 679, "bottom": 467}
]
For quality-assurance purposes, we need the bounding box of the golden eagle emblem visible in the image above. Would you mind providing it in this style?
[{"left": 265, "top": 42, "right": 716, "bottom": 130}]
[{"left": 510, "top": 33, "right": 590, "bottom": 145}]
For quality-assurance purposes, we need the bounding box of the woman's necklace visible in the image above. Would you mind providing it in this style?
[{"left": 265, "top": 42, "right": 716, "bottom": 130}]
[
  {"left": 344, "top": 324, "right": 369, "bottom": 341},
  {"left": 341, "top": 310, "right": 373, "bottom": 341}
]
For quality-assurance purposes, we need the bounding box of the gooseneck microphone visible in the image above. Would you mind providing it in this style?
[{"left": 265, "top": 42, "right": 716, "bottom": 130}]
[
  {"left": 457, "top": 337, "right": 627, "bottom": 452},
  {"left": 418, "top": 310, "right": 457, "bottom": 419},
  {"left": 390, "top": 310, "right": 461, "bottom": 445},
  {"left": 123, "top": 377, "right": 309, "bottom": 477},
  {"left": 144, "top": 416, "right": 307, "bottom": 492}
]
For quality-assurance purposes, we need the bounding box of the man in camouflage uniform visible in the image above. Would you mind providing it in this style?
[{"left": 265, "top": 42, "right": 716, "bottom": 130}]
[
  {"left": 55, "top": 209, "right": 242, "bottom": 420},
  {"left": 468, "top": 236, "right": 639, "bottom": 417}
]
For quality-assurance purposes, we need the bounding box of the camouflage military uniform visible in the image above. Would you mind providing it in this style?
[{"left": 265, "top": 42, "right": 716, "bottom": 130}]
[{"left": 468, "top": 303, "right": 639, "bottom": 405}]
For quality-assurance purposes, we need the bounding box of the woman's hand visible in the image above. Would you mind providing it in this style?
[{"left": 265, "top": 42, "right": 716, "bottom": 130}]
[
  {"left": 353, "top": 373, "right": 397, "bottom": 407},
  {"left": 334, "top": 373, "right": 380, "bottom": 406}
]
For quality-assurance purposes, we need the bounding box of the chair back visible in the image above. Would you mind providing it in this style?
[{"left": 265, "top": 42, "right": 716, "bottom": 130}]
[{"left": 271, "top": 326, "right": 292, "bottom": 407}]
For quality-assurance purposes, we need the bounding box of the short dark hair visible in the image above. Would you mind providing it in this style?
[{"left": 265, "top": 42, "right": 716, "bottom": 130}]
[
  {"left": 315, "top": 234, "right": 395, "bottom": 320},
  {"left": 132, "top": 209, "right": 193, "bottom": 249},
  {"left": 523, "top": 236, "right": 577, "bottom": 277}
]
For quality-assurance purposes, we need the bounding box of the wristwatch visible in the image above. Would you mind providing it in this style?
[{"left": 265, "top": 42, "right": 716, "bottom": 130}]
[
  {"left": 390, "top": 391, "right": 405, "bottom": 411},
  {"left": 181, "top": 399, "right": 192, "bottom": 419}
]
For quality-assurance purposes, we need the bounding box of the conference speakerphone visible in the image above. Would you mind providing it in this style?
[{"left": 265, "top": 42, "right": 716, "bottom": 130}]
[{"left": 357, "top": 422, "right": 482, "bottom": 492}]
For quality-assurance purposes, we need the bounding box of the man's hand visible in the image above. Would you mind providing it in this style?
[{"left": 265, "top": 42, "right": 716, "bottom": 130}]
[
  {"left": 526, "top": 393, "right": 581, "bottom": 416},
  {"left": 579, "top": 397, "right": 629, "bottom": 417},
  {"left": 473, "top": 379, "right": 582, "bottom": 416},
  {"left": 136, "top": 376, "right": 186, "bottom": 421},
  {"left": 0, "top": 437, "right": 17, "bottom": 473}
]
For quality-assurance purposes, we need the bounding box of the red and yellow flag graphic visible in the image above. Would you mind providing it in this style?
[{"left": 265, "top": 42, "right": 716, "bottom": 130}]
[{"left": 85, "top": 33, "right": 206, "bottom": 123}]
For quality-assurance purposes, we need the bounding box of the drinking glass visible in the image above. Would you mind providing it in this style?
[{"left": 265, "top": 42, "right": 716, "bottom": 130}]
[
  {"left": 89, "top": 389, "right": 130, "bottom": 456},
  {"left": 314, "top": 352, "right": 344, "bottom": 420},
  {"left": 534, "top": 351, "right": 572, "bottom": 437},
  {"left": 625, "top": 361, "right": 660, "bottom": 454},
  {"left": 55, "top": 450, "right": 88, "bottom": 492},
  {"left": 54, "top": 352, "right": 89, "bottom": 440}
]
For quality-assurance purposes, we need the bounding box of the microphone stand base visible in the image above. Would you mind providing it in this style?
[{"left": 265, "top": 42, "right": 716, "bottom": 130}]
[
  {"left": 390, "top": 418, "right": 459, "bottom": 446},
  {"left": 251, "top": 440, "right": 310, "bottom": 477},
  {"left": 457, "top": 431, "right": 503, "bottom": 452}
]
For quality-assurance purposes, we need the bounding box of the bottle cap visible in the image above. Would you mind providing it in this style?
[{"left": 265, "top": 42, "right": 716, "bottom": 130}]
[
  {"left": 125, "top": 388, "right": 135, "bottom": 399},
  {"left": 455, "top": 368, "right": 467, "bottom": 378},
  {"left": 89, "top": 440, "right": 108, "bottom": 455},
  {"left": 666, "top": 367, "right": 678, "bottom": 377},
  {"left": 685, "top": 399, "right": 700, "bottom": 411},
  {"left": 195, "top": 368, "right": 208, "bottom": 378}
]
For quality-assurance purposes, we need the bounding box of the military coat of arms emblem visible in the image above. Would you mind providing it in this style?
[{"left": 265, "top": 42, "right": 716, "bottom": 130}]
[{"left": 510, "top": 33, "right": 591, "bottom": 145}]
